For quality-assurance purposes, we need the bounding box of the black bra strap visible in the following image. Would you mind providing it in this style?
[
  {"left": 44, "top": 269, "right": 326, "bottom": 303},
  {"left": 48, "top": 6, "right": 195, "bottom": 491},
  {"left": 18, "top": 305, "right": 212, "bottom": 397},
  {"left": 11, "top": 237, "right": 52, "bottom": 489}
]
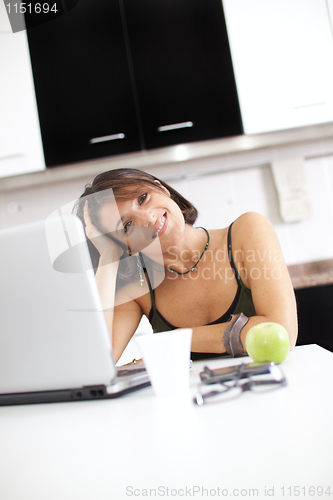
[
  {"left": 227, "top": 222, "right": 241, "bottom": 283},
  {"left": 145, "top": 263, "right": 157, "bottom": 315}
]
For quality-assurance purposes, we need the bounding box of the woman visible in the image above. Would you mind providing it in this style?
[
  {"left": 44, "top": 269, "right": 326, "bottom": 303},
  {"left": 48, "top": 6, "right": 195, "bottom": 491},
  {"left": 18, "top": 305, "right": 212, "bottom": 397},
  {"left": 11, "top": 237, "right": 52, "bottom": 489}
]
[{"left": 75, "top": 168, "right": 298, "bottom": 363}]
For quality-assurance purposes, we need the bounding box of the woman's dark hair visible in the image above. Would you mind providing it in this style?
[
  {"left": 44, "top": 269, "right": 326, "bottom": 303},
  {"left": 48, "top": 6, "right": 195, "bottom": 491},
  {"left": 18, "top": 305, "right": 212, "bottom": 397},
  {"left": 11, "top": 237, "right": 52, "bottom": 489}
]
[{"left": 73, "top": 168, "right": 198, "bottom": 285}]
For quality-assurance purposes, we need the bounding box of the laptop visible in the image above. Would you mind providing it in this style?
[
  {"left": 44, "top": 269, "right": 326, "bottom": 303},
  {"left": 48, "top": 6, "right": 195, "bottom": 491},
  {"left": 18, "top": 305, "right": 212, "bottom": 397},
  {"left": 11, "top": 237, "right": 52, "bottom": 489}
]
[{"left": 0, "top": 214, "right": 150, "bottom": 406}]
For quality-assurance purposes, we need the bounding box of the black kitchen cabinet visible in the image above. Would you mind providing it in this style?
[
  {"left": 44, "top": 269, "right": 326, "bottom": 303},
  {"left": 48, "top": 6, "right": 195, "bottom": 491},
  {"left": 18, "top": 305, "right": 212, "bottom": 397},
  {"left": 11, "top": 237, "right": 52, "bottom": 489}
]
[
  {"left": 26, "top": 0, "right": 142, "bottom": 167},
  {"left": 26, "top": 0, "right": 243, "bottom": 167},
  {"left": 295, "top": 284, "right": 333, "bottom": 353},
  {"left": 124, "top": 0, "right": 242, "bottom": 150}
]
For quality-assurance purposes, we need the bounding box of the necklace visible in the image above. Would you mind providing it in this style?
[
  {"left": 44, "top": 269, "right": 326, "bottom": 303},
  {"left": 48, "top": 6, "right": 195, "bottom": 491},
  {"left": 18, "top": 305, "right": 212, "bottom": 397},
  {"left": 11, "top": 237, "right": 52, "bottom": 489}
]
[{"left": 167, "top": 227, "right": 210, "bottom": 275}]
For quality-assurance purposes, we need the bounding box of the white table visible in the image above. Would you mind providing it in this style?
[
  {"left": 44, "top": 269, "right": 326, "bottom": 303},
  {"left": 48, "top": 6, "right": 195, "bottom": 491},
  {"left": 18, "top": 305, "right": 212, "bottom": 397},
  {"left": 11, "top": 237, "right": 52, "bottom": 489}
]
[{"left": 0, "top": 345, "right": 332, "bottom": 500}]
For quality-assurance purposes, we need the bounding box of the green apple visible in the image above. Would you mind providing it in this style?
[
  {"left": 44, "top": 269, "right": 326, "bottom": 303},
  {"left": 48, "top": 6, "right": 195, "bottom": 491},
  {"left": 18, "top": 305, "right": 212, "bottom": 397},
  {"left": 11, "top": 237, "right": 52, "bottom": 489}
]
[{"left": 245, "top": 322, "right": 290, "bottom": 364}]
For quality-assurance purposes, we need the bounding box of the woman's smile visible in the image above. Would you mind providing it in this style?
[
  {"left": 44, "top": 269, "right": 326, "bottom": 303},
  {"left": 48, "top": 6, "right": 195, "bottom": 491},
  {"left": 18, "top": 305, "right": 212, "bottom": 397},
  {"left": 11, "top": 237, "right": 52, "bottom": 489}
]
[{"left": 153, "top": 212, "right": 167, "bottom": 239}]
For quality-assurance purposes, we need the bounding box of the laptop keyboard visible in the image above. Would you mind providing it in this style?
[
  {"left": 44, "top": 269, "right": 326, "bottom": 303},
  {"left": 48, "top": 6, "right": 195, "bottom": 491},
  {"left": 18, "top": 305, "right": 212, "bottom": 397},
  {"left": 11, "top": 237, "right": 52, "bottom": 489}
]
[{"left": 117, "top": 367, "right": 146, "bottom": 377}]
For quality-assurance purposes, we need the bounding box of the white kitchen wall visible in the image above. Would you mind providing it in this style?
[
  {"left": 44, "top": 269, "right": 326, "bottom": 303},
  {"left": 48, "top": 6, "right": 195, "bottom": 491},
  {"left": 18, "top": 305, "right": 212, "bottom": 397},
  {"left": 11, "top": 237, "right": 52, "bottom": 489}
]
[{"left": 1, "top": 140, "right": 333, "bottom": 265}]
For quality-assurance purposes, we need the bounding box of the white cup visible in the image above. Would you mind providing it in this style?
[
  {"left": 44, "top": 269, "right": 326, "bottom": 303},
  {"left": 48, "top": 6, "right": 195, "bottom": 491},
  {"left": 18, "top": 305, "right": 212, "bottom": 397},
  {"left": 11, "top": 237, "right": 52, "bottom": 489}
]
[{"left": 135, "top": 329, "right": 193, "bottom": 397}]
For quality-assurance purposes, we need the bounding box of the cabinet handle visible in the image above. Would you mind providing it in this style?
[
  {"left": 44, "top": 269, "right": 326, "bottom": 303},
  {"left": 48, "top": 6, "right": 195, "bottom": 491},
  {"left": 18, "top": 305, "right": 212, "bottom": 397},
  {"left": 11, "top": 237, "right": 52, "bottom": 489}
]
[
  {"left": 292, "top": 102, "right": 326, "bottom": 110},
  {"left": 157, "top": 121, "right": 193, "bottom": 132},
  {"left": 89, "top": 133, "right": 125, "bottom": 144}
]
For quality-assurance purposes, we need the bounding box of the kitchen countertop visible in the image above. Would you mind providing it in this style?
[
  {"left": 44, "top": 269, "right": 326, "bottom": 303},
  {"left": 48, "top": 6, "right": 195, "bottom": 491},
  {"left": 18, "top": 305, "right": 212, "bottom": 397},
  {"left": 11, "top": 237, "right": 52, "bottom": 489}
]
[
  {"left": 2, "top": 121, "right": 333, "bottom": 191},
  {"left": 288, "top": 259, "right": 333, "bottom": 289}
]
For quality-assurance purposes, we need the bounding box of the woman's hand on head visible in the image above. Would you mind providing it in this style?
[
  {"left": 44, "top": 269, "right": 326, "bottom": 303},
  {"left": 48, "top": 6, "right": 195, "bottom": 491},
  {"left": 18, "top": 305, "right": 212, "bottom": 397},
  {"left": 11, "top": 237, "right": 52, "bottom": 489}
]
[{"left": 83, "top": 201, "right": 123, "bottom": 261}]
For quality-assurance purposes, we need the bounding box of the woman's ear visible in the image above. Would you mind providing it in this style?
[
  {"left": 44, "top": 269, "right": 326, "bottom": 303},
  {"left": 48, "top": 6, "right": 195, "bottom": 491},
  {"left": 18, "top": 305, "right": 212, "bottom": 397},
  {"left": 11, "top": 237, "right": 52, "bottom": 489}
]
[{"left": 153, "top": 179, "right": 170, "bottom": 197}]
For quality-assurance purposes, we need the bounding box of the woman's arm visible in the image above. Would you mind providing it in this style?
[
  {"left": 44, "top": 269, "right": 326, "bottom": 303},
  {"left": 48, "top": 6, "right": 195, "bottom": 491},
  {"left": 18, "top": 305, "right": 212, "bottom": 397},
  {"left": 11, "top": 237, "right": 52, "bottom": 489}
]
[
  {"left": 190, "top": 212, "right": 298, "bottom": 354},
  {"left": 84, "top": 202, "right": 143, "bottom": 361},
  {"left": 95, "top": 262, "right": 144, "bottom": 363},
  {"left": 112, "top": 297, "right": 144, "bottom": 363}
]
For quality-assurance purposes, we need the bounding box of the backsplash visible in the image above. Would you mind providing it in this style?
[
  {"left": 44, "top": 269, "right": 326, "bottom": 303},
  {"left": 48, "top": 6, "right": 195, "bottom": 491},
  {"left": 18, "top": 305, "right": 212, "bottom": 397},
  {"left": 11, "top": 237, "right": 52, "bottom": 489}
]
[{"left": 1, "top": 138, "right": 333, "bottom": 267}]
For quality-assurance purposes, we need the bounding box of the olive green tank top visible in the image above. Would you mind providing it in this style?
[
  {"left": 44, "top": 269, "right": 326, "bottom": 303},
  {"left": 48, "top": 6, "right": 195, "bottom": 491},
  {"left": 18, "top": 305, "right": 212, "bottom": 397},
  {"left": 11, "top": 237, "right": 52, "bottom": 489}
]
[{"left": 146, "top": 223, "right": 257, "bottom": 360}]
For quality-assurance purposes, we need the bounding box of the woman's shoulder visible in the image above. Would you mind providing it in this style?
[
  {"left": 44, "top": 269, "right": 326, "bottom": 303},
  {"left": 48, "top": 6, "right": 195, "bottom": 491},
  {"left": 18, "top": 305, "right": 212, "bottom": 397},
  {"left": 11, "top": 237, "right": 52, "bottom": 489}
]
[
  {"left": 231, "top": 212, "right": 273, "bottom": 238},
  {"left": 207, "top": 213, "right": 271, "bottom": 250},
  {"left": 232, "top": 211, "right": 271, "bottom": 230},
  {"left": 230, "top": 212, "right": 280, "bottom": 253}
]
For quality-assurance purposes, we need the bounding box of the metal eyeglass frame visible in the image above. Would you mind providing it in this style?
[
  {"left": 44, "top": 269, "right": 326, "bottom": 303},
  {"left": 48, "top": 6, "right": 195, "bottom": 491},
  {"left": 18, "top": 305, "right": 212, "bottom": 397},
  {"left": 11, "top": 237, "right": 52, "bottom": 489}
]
[{"left": 194, "top": 362, "right": 287, "bottom": 406}]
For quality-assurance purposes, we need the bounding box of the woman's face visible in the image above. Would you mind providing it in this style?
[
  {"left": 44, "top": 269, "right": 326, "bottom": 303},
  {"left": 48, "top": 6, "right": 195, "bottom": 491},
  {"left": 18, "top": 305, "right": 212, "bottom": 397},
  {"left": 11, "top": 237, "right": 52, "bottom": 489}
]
[{"left": 98, "top": 184, "right": 185, "bottom": 258}]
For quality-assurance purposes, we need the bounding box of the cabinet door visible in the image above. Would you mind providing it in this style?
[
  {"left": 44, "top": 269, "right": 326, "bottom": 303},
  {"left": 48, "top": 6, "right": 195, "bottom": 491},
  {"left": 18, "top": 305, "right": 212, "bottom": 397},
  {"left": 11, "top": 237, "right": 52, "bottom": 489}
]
[
  {"left": 295, "top": 284, "right": 333, "bottom": 353},
  {"left": 123, "top": 0, "right": 243, "bottom": 150},
  {"left": 0, "top": 17, "right": 44, "bottom": 178},
  {"left": 223, "top": 0, "right": 333, "bottom": 134},
  {"left": 26, "top": 0, "right": 141, "bottom": 167}
]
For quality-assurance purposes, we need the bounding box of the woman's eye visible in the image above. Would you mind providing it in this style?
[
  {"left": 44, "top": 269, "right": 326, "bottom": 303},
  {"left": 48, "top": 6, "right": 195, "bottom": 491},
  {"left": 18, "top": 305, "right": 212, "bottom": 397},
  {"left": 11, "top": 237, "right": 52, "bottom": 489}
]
[
  {"left": 123, "top": 194, "right": 146, "bottom": 233},
  {"left": 123, "top": 221, "right": 131, "bottom": 234},
  {"left": 139, "top": 193, "right": 147, "bottom": 205}
]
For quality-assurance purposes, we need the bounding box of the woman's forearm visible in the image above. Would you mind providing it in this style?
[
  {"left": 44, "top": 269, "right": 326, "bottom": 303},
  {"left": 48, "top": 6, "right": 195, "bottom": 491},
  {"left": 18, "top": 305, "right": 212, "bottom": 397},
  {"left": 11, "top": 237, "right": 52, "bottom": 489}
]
[
  {"left": 95, "top": 257, "right": 119, "bottom": 341},
  {"left": 189, "top": 314, "right": 296, "bottom": 354}
]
